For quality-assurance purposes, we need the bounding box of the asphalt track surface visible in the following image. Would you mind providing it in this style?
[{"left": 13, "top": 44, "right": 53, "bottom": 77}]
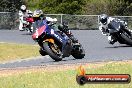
[{"left": 0, "top": 30, "right": 132, "bottom": 68}]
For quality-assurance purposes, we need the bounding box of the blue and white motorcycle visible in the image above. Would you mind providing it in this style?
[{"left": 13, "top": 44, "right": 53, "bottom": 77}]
[{"left": 32, "top": 20, "right": 85, "bottom": 61}]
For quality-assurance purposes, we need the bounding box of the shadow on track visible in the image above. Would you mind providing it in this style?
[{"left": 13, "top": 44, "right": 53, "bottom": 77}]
[
  {"left": 105, "top": 45, "right": 132, "bottom": 48},
  {"left": 40, "top": 58, "right": 77, "bottom": 64},
  {"left": 21, "top": 33, "right": 32, "bottom": 35}
]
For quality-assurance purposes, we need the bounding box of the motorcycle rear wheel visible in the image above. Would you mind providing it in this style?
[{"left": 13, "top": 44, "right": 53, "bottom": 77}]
[
  {"left": 72, "top": 44, "right": 85, "bottom": 59},
  {"left": 43, "top": 42, "right": 62, "bottom": 61}
]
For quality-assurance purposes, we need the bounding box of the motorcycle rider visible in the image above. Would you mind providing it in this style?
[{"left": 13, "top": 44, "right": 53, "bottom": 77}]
[
  {"left": 32, "top": 9, "right": 44, "bottom": 30},
  {"left": 19, "top": 5, "right": 33, "bottom": 31},
  {"left": 32, "top": 10, "right": 57, "bottom": 28},
  {"left": 58, "top": 22, "right": 78, "bottom": 43},
  {"left": 99, "top": 14, "right": 131, "bottom": 44}
]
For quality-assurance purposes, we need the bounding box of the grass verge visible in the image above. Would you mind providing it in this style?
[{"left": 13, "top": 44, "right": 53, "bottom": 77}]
[
  {"left": 0, "top": 42, "right": 40, "bottom": 62},
  {"left": 0, "top": 61, "right": 131, "bottom": 88}
]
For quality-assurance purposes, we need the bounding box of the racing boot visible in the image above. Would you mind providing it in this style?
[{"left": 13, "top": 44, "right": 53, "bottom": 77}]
[{"left": 108, "top": 35, "right": 117, "bottom": 45}]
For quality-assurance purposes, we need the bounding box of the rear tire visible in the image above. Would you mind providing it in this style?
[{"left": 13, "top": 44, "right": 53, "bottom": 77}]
[
  {"left": 72, "top": 50, "right": 85, "bottom": 59},
  {"left": 43, "top": 42, "right": 62, "bottom": 61},
  {"left": 72, "top": 44, "right": 85, "bottom": 59}
]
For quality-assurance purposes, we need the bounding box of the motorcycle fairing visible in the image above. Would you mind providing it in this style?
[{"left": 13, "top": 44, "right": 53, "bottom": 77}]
[
  {"left": 108, "top": 20, "right": 121, "bottom": 33},
  {"left": 32, "top": 25, "right": 46, "bottom": 40}
]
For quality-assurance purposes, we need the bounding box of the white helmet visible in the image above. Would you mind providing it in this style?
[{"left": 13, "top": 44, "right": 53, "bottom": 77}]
[
  {"left": 20, "top": 5, "right": 26, "bottom": 11},
  {"left": 99, "top": 14, "right": 108, "bottom": 25}
]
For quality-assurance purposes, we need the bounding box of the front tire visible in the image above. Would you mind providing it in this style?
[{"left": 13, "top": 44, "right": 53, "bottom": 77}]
[
  {"left": 43, "top": 42, "right": 62, "bottom": 61},
  {"left": 120, "top": 30, "right": 132, "bottom": 45},
  {"left": 39, "top": 48, "right": 47, "bottom": 56}
]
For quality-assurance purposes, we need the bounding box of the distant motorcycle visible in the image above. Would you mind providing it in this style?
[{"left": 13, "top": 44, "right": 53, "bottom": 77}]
[
  {"left": 23, "top": 16, "right": 34, "bottom": 33},
  {"left": 107, "top": 20, "right": 132, "bottom": 45},
  {"left": 32, "top": 21, "right": 85, "bottom": 61}
]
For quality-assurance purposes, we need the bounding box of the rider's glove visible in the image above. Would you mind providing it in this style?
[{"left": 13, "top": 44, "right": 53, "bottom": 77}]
[{"left": 101, "top": 27, "right": 109, "bottom": 36}]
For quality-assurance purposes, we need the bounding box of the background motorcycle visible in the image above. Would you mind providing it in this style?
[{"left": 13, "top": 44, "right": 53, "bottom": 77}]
[
  {"left": 23, "top": 16, "right": 34, "bottom": 33},
  {"left": 107, "top": 20, "right": 132, "bottom": 45},
  {"left": 32, "top": 21, "right": 85, "bottom": 61}
]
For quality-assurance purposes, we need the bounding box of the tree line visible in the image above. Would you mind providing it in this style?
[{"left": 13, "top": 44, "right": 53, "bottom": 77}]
[{"left": 0, "top": 0, "right": 132, "bottom": 15}]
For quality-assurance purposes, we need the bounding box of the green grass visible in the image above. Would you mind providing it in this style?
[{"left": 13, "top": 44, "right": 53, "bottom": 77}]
[
  {"left": 0, "top": 43, "right": 40, "bottom": 62},
  {"left": 0, "top": 62, "right": 131, "bottom": 88}
]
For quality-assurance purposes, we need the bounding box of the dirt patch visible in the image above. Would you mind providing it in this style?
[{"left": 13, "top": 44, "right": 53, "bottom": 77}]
[{"left": 0, "top": 60, "right": 131, "bottom": 77}]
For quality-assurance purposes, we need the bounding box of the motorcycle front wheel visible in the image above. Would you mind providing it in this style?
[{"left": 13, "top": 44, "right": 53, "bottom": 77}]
[
  {"left": 120, "top": 30, "right": 132, "bottom": 45},
  {"left": 39, "top": 48, "right": 47, "bottom": 56},
  {"left": 43, "top": 42, "right": 62, "bottom": 61}
]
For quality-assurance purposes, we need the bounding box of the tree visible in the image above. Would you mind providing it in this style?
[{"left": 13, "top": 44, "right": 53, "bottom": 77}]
[
  {"left": 83, "top": 0, "right": 132, "bottom": 15},
  {"left": 26, "top": 0, "right": 86, "bottom": 14},
  {"left": 0, "top": 0, "right": 25, "bottom": 12},
  {"left": 24, "top": 0, "right": 132, "bottom": 15}
]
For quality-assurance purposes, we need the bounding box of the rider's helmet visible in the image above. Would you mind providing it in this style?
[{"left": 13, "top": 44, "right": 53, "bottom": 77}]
[
  {"left": 27, "top": 10, "right": 33, "bottom": 17},
  {"left": 33, "top": 9, "right": 43, "bottom": 18},
  {"left": 58, "top": 22, "right": 68, "bottom": 31},
  {"left": 99, "top": 14, "right": 108, "bottom": 25},
  {"left": 33, "top": 9, "right": 44, "bottom": 21},
  {"left": 20, "top": 5, "right": 27, "bottom": 12},
  {"left": 58, "top": 24, "right": 64, "bottom": 31}
]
